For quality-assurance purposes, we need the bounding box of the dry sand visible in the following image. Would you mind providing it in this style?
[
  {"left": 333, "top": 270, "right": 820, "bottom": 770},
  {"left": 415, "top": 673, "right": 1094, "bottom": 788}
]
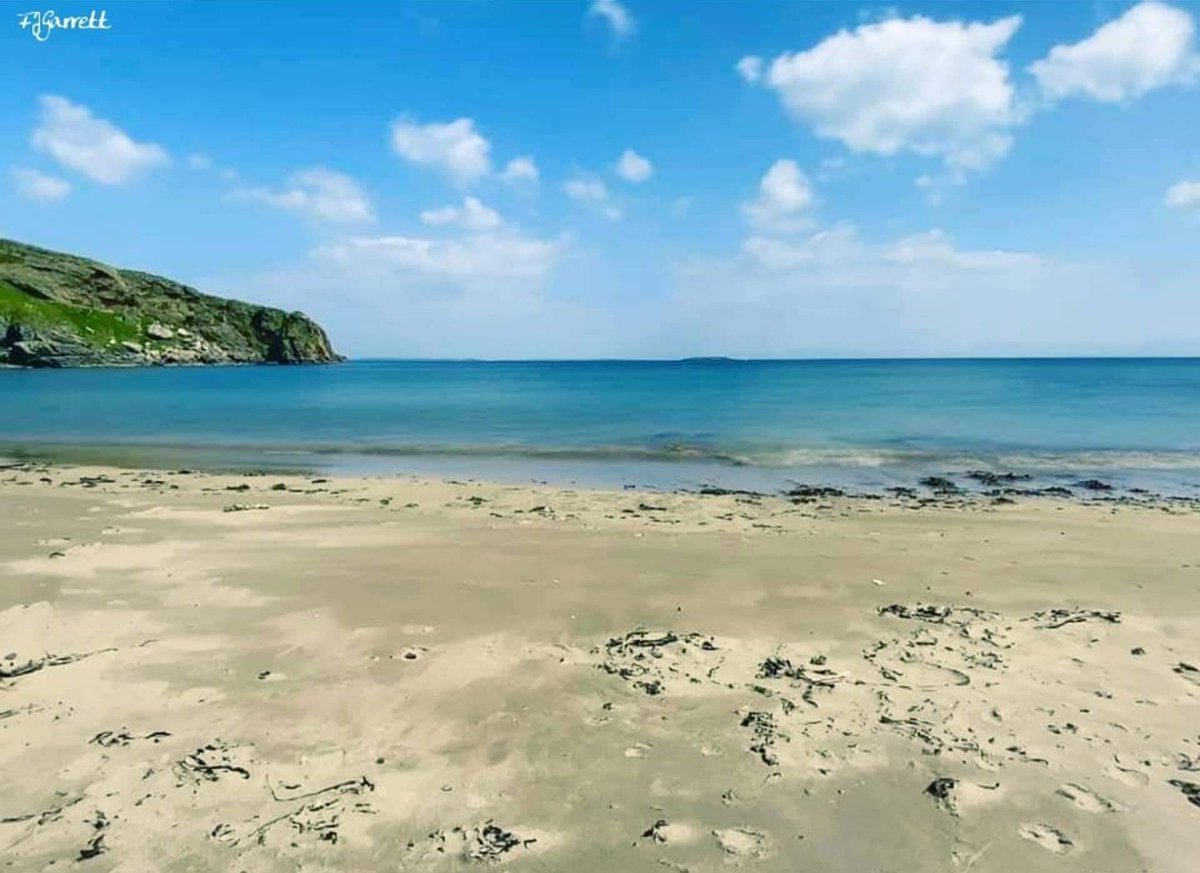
[{"left": 1, "top": 463, "right": 1198, "bottom": 872}]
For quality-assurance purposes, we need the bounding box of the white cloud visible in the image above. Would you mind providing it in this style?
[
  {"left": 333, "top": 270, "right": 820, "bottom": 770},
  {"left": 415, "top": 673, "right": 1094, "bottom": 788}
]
[
  {"left": 30, "top": 95, "right": 169, "bottom": 185},
  {"left": 187, "top": 151, "right": 241, "bottom": 181},
  {"left": 1165, "top": 179, "right": 1200, "bottom": 207},
  {"left": 741, "top": 160, "right": 814, "bottom": 232},
  {"left": 1030, "top": 2, "right": 1198, "bottom": 103},
  {"left": 615, "top": 149, "right": 653, "bottom": 183},
  {"left": 564, "top": 177, "right": 622, "bottom": 220},
  {"left": 231, "top": 167, "right": 374, "bottom": 224},
  {"left": 390, "top": 117, "right": 491, "bottom": 185},
  {"left": 564, "top": 179, "right": 608, "bottom": 203},
  {"left": 11, "top": 167, "right": 71, "bottom": 203},
  {"left": 677, "top": 224, "right": 1053, "bottom": 357},
  {"left": 189, "top": 153, "right": 242, "bottom": 183},
  {"left": 589, "top": 0, "right": 635, "bottom": 39},
  {"left": 884, "top": 229, "right": 1040, "bottom": 269},
  {"left": 742, "top": 225, "right": 1036, "bottom": 275},
  {"left": 736, "top": 55, "right": 764, "bottom": 84},
  {"left": 742, "top": 225, "right": 861, "bottom": 268},
  {"left": 762, "top": 14, "right": 1021, "bottom": 174},
  {"left": 420, "top": 195, "right": 502, "bottom": 230},
  {"left": 500, "top": 156, "right": 539, "bottom": 184},
  {"left": 215, "top": 236, "right": 605, "bottom": 359},
  {"left": 315, "top": 232, "right": 561, "bottom": 281},
  {"left": 666, "top": 231, "right": 1167, "bottom": 359},
  {"left": 223, "top": 222, "right": 1186, "bottom": 359}
]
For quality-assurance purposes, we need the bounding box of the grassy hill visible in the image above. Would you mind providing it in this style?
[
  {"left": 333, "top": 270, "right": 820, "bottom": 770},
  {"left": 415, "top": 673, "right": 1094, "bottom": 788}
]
[{"left": 0, "top": 239, "right": 341, "bottom": 368}]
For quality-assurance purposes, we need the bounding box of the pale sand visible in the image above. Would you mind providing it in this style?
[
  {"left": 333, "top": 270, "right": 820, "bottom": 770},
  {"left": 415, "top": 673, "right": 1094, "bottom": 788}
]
[{"left": 1, "top": 464, "right": 1198, "bottom": 872}]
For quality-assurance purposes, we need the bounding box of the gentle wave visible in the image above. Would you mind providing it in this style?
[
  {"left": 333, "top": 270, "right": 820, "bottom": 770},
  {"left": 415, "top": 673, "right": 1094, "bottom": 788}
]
[
  {"left": 7, "top": 438, "right": 1200, "bottom": 472},
  {"left": 760, "top": 447, "right": 1200, "bottom": 471}
]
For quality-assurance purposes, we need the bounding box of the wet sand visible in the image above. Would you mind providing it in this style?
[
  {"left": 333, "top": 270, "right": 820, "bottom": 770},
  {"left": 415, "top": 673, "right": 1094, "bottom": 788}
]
[{"left": 1, "top": 464, "right": 1198, "bottom": 872}]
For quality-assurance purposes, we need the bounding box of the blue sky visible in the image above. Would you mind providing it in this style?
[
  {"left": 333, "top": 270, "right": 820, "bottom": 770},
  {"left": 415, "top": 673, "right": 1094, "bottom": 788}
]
[{"left": 2, "top": 0, "right": 1199, "bottom": 358}]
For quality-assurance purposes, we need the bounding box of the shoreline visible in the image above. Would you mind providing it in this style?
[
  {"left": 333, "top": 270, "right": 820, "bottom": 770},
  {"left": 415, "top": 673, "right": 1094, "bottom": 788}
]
[
  {"left": 2, "top": 462, "right": 1198, "bottom": 871},
  {"left": 4, "top": 449, "right": 1200, "bottom": 509},
  {"left": 6, "top": 356, "right": 1200, "bottom": 499}
]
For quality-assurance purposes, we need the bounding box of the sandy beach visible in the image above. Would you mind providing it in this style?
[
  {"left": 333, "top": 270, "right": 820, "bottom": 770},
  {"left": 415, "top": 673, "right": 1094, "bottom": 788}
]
[
  {"left": 1, "top": 463, "right": 1198, "bottom": 872},
  {"left": 7, "top": 1, "right": 1200, "bottom": 870}
]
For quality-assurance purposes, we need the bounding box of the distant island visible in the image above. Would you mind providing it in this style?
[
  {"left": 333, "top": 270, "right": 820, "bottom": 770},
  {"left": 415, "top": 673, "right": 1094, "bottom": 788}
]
[{"left": 0, "top": 238, "right": 340, "bottom": 368}]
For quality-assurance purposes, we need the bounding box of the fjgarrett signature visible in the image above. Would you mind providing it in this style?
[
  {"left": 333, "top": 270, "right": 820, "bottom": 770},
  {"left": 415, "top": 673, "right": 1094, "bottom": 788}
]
[{"left": 18, "top": 9, "right": 110, "bottom": 42}]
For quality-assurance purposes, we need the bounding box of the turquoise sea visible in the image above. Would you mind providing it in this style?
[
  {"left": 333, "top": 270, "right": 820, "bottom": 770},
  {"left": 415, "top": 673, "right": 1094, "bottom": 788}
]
[{"left": 3, "top": 358, "right": 1200, "bottom": 495}]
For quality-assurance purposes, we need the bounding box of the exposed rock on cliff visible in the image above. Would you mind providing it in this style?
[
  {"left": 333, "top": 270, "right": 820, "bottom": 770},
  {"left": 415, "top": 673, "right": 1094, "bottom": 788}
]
[{"left": 0, "top": 239, "right": 341, "bottom": 368}]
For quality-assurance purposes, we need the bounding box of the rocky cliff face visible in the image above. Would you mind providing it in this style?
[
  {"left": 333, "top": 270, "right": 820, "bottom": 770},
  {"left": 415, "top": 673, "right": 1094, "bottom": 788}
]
[{"left": 0, "top": 239, "right": 341, "bottom": 368}]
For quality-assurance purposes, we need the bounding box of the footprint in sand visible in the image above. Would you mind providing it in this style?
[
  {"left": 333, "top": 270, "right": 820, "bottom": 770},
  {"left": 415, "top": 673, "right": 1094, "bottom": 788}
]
[
  {"left": 1106, "top": 754, "right": 1150, "bottom": 787},
  {"left": 391, "top": 646, "right": 429, "bottom": 662},
  {"left": 1019, "top": 823, "right": 1074, "bottom": 854},
  {"left": 926, "top": 778, "right": 1004, "bottom": 815},
  {"left": 400, "top": 624, "right": 435, "bottom": 635},
  {"left": 712, "top": 827, "right": 771, "bottom": 861},
  {"left": 1057, "top": 782, "right": 1120, "bottom": 813},
  {"left": 641, "top": 819, "right": 701, "bottom": 846},
  {"left": 1174, "top": 662, "right": 1200, "bottom": 686}
]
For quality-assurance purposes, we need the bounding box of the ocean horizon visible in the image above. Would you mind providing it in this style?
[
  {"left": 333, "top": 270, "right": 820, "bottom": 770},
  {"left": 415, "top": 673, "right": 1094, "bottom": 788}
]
[{"left": 4, "top": 357, "right": 1200, "bottom": 495}]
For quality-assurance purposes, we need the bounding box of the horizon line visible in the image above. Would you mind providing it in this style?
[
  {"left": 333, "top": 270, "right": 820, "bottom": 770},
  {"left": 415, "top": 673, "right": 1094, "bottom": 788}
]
[{"left": 342, "top": 355, "right": 1200, "bottom": 363}]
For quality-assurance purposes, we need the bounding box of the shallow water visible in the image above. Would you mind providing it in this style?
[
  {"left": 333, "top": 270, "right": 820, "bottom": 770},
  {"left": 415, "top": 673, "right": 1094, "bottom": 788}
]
[{"left": 4, "top": 358, "right": 1200, "bottom": 493}]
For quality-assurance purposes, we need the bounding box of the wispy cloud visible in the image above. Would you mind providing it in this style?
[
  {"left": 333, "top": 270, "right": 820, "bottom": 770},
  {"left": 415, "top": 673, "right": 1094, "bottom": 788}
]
[
  {"left": 735, "top": 55, "right": 763, "bottom": 84},
  {"left": 230, "top": 167, "right": 374, "bottom": 224},
  {"left": 11, "top": 166, "right": 71, "bottom": 203},
  {"left": 1165, "top": 179, "right": 1200, "bottom": 208},
  {"left": 564, "top": 177, "right": 622, "bottom": 220},
  {"left": 420, "top": 195, "right": 502, "bottom": 230},
  {"left": 31, "top": 94, "right": 168, "bottom": 185},
  {"left": 315, "top": 231, "right": 561, "bottom": 281},
  {"left": 500, "top": 156, "right": 539, "bottom": 185},
  {"left": 615, "top": 149, "right": 653, "bottom": 183},
  {"left": 589, "top": 0, "right": 635, "bottom": 40}
]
